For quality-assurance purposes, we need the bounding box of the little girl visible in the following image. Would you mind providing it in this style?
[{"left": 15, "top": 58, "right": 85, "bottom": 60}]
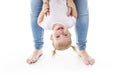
[{"left": 38, "top": 0, "right": 77, "bottom": 55}]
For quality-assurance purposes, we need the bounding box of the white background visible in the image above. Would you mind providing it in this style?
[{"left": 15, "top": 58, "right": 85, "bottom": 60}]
[{"left": 0, "top": 0, "right": 120, "bottom": 78}]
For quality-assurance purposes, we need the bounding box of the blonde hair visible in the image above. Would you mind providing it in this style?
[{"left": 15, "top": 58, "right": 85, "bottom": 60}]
[
  {"left": 52, "top": 37, "right": 77, "bottom": 56},
  {"left": 52, "top": 45, "right": 77, "bottom": 56}
]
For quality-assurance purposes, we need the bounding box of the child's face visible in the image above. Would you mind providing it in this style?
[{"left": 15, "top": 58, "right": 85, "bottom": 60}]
[{"left": 50, "top": 24, "right": 71, "bottom": 45}]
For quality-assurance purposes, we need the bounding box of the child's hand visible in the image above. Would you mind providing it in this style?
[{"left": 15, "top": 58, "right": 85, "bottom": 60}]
[{"left": 42, "top": 1, "right": 50, "bottom": 16}]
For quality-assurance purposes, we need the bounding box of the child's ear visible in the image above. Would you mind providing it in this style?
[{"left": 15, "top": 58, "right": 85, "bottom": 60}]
[{"left": 50, "top": 35, "right": 53, "bottom": 40}]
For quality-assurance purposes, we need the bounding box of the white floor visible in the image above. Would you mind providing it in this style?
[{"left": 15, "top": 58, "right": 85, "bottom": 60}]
[{"left": 0, "top": 0, "right": 120, "bottom": 78}]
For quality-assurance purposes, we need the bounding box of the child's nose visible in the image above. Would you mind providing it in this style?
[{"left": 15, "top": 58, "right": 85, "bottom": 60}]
[
  {"left": 58, "top": 30, "right": 64, "bottom": 34},
  {"left": 60, "top": 34, "right": 67, "bottom": 37}
]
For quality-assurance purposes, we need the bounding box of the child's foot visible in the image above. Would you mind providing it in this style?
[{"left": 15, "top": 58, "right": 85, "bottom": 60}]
[
  {"left": 26, "top": 50, "right": 43, "bottom": 64},
  {"left": 78, "top": 50, "right": 95, "bottom": 65}
]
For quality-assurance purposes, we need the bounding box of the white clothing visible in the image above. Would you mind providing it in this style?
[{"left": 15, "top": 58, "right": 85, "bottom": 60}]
[{"left": 40, "top": 0, "right": 76, "bottom": 30}]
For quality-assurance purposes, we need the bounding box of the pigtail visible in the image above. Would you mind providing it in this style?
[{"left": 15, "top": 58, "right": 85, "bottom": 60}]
[
  {"left": 71, "top": 45, "right": 77, "bottom": 52},
  {"left": 52, "top": 48, "right": 56, "bottom": 56}
]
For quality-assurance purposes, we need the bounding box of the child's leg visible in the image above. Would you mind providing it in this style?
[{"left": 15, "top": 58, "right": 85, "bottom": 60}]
[
  {"left": 27, "top": 0, "right": 44, "bottom": 64},
  {"left": 74, "top": 0, "right": 95, "bottom": 65}
]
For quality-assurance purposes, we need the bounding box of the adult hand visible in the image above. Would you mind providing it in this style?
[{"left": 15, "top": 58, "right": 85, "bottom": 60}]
[
  {"left": 42, "top": 1, "right": 50, "bottom": 16},
  {"left": 66, "top": 0, "right": 74, "bottom": 16}
]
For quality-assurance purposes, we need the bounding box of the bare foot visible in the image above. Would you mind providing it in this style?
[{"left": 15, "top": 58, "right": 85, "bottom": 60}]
[
  {"left": 26, "top": 50, "right": 43, "bottom": 64},
  {"left": 78, "top": 50, "right": 95, "bottom": 65}
]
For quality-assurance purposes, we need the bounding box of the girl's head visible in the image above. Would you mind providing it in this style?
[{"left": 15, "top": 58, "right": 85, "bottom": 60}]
[{"left": 50, "top": 24, "right": 72, "bottom": 51}]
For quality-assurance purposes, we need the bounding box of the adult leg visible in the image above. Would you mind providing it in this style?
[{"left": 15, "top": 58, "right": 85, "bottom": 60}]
[
  {"left": 74, "top": 0, "right": 95, "bottom": 65},
  {"left": 27, "top": 0, "right": 44, "bottom": 64}
]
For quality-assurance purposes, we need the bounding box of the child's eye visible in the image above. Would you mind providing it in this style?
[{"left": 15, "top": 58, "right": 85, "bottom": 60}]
[
  {"left": 57, "top": 28, "right": 60, "bottom": 30},
  {"left": 64, "top": 34, "right": 68, "bottom": 36},
  {"left": 56, "top": 35, "right": 60, "bottom": 38}
]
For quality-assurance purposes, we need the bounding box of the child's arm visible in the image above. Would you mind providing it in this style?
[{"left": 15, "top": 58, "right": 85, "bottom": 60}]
[
  {"left": 37, "top": 0, "right": 49, "bottom": 25},
  {"left": 66, "top": 0, "right": 78, "bottom": 19},
  {"left": 37, "top": 11, "right": 44, "bottom": 26}
]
